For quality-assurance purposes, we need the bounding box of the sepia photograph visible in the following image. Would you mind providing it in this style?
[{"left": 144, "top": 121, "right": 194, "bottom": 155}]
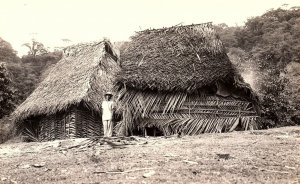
[{"left": 0, "top": 0, "right": 299, "bottom": 183}]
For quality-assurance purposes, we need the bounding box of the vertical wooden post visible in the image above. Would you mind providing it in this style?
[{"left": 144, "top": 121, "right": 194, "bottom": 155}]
[{"left": 66, "top": 107, "right": 76, "bottom": 138}]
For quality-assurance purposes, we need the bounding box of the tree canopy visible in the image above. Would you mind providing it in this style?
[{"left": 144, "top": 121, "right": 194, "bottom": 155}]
[
  {"left": 22, "top": 39, "right": 48, "bottom": 57},
  {"left": 216, "top": 8, "right": 300, "bottom": 126}
]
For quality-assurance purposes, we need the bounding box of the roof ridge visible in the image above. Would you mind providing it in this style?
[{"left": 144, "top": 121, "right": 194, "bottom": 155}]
[{"left": 138, "top": 22, "right": 213, "bottom": 33}]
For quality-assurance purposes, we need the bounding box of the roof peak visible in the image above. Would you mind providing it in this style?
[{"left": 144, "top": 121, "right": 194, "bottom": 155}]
[
  {"left": 138, "top": 22, "right": 213, "bottom": 33},
  {"left": 62, "top": 39, "right": 118, "bottom": 59},
  {"left": 64, "top": 39, "right": 109, "bottom": 49}
]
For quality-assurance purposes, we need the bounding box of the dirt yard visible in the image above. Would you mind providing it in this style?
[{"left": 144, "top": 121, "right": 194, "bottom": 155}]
[{"left": 0, "top": 126, "right": 299, "bottom": 184}]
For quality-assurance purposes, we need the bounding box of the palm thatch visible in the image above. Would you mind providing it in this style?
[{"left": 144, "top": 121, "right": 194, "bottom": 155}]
[
  {"left": 14, "top": 39, "right": 120, "bottom": 123},
  {"left": 115, "top": 23, "right": 260, "bottom": 135},
  {"left": 117, "top": 22, "right": 237, "bottom": 92}
]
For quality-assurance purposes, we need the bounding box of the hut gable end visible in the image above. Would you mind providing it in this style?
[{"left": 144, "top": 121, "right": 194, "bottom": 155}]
[{"left": 14, "top": 40, "right": 120, "bottom": 122}]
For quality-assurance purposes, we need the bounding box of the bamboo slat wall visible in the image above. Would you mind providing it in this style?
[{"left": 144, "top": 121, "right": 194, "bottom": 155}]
[
  {"left": 75, "top": 106, "right": 102, "bottom": 138},
  {"left": 25, "top": 105, "right": 102, "bottom": 141},
  {"left": 39, "top": 110, "right": 75, "bottom": 141}
]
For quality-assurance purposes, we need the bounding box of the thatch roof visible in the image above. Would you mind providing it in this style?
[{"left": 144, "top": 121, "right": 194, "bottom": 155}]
[
  {"left": 14, "top": 40, "right": 120, "bottom": 121},
  {"left": 116, "top": 23, "right": 245, "bottom": 93}
]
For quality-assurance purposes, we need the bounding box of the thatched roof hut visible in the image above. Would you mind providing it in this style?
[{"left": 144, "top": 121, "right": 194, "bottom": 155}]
[
  {"left": 14, "top": 39, "right": 120, "bottom": 141},
  {"left": 115, "top": 23, "right": 260, "bottom": 136}
]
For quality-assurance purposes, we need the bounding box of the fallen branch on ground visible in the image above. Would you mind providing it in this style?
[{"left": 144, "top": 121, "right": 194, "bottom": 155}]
[{"left": 93, "top": 167, "right": 155, "bottom": 174}]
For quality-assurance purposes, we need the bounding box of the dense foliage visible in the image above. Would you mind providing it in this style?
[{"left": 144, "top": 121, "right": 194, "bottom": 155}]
[
  {"left": 0, "top": 37, "right": 62, "bottom": 107},
  {"left": 0, "top": 63, "right": 15, "bottom": 118},
  {"left": 216, "top": 8, "right": 300, "bottom": 126}
]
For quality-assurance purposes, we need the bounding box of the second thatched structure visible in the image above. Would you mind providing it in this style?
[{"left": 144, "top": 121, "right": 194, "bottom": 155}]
[
  {"left": 115, "top": 23, "right": 260, "bottom": 136},
  {"left": 13, "top": 40, "right": 120, "bottom": 141}
]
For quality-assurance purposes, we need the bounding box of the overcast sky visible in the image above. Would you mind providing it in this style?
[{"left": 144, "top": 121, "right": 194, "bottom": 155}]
[{"left": 0, "top": 0, "right": 299, "bottom": 56}]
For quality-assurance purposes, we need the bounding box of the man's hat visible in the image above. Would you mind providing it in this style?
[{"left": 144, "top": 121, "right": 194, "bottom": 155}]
[{"left": 104, "top": 92, "right": 113, "bottom": 96}]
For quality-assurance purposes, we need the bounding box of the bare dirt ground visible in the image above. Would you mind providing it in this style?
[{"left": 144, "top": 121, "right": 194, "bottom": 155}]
[{"left": 0, "top": 126, "right": 299, "bottom": 184}]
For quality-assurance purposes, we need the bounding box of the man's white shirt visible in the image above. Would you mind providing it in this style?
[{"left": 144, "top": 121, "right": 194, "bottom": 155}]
[{"left": 102, "top": 101, "right": 114, "bottom": 120}]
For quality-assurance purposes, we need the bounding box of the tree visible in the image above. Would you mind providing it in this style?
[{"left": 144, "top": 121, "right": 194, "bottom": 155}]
[
  {"left": 22, "top": 39, "right": 48, "bottom": 57},
  {"left": 214, "top": 24, "right": 239, "bottom": 49},
  {"left": 0, "top": 63, "right": 15, "bottom": 118},
  {"left": 236, "top": 8, "right": 300, "bottom": 66},
  {"left": 0, "top": 37, "right": 18, "bottom": 62}
]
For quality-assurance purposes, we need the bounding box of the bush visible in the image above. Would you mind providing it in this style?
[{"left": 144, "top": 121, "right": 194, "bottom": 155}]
[{"left": 0, "top": 116, "right": 14, "bottom": 143}]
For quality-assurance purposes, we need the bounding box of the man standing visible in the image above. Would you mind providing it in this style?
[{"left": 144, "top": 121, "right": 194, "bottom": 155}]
[{"left": 101, "top": 92, "right": 115, "bottom": 137}]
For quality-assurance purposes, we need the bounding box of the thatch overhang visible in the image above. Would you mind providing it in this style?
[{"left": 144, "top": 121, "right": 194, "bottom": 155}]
[{"left": 14, "top": 40, "right": 120, "bottom": 122}]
